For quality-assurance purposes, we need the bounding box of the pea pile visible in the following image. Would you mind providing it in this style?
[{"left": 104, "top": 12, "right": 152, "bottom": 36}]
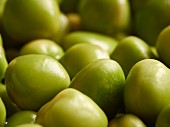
[{"left": 0, "top": 0, "right": 170, "bottom": 127}]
